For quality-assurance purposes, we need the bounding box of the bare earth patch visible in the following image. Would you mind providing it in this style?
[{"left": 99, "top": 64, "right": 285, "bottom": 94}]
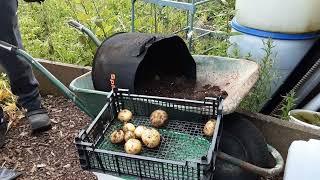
[{"left": 0, "top": 95, "right": 96, "bottom": 180}]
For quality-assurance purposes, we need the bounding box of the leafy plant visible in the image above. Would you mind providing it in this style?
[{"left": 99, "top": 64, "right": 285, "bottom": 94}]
[
  {"left": 0, "top": 73, "right": 24, "bottom": 130},
  {"left": 0, "top": 74, "right": 15, "bottom": 104},
  {"left": 240, "top": 39, "right": 278, "bottom": 112},
  {"left": 278, "top": 90, "right": 297, "bottom": 120}
]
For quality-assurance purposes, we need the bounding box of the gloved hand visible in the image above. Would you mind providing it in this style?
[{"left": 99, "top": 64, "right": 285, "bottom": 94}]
[{"left": 24, "top": 0, "right": 45, "bottom": 4}]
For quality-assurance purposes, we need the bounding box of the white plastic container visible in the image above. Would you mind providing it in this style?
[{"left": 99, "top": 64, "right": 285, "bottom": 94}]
[
  {"left": 93, "top": 172, "right": 122, "bottom": 180},
  {"left": 235, "top": 0, "right": 320, "bottom": 33},
  {"left": 288, "top": 109, "right": 320, "bottom": 130},
  {"left": 228, "top": 20, "right": 319, "bottom": 97},
  {"left": 284, "top": 139, "right": 320, "bottom": 180}
]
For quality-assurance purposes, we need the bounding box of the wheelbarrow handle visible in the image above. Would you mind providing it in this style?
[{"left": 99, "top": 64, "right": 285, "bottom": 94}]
[
  {"left": 67, "top": 20, "right": 102, "bottom": 47},
  {"left": 0, "top": 40, "right": 17, "bottom": 52},
  {"left": 68, "top": 20, "right": 84, "bottom": 31},
  {"left": 0, "top": 41, "right": 95, "bottom": 118},
  {"left": 217, "top": 144, "right": 284, "bottom": 178}
]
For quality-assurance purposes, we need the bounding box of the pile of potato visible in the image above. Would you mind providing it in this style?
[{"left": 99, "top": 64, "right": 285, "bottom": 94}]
[
  {"left": 109, "top": 108, "right": 217, "bottom": 155},
  {"left": 109, "top": 109, "right": 165, "bottom": 155}
]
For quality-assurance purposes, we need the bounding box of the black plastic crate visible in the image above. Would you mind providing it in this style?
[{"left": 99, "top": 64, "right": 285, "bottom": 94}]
[{"left": 75, "top": 89, "right": 223, "bottom": 179}]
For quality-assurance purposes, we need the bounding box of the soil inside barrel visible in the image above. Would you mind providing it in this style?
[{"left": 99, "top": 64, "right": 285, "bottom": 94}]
[{"left": 136, "top": 76, "right": 228, "bottom": 100}]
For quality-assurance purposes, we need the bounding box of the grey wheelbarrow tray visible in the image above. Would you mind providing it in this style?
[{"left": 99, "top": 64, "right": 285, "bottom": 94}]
[
  {"left": 67, "top": 20, "right": 259, "bottom": 116},
  {"left": 0, "top": 20, "right": 283, "bottom": 179},
  {"left": 70, "top": 55, "right": 259, "bottom": 116}
]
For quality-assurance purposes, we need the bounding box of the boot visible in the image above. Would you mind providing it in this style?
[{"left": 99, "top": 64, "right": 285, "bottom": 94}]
[{"left": 26, "top": 108, "right": 51, "bottom": 133}]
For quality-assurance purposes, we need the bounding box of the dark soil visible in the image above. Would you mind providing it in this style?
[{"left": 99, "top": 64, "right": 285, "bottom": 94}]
[
  {"left": 0, "top": 95, "right": 96, "bottom": 180},
  {"left": 136, "top": 76, "right": 228, "bottom": 100}
]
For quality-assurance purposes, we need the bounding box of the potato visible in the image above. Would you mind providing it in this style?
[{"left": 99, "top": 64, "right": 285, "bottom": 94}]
[
  {"left": 124, "top": 131, "right": 136, "bottom": 142},
  {"left": 150, "top": 110, "right": 168, "bottom": 128},
  {"left": 134, "top": 125, "right": 147, "bottom": 139},
  {"left": 110, "top": 130, "right": 125, "bottom": 144},
  {"left": 118, "top": 109, "right": 133, "bottom": 123},
  {"left": 124, "top": 139, "right": 142, "bottom": 155},
  {"left": 123, "top": 123, "right": 135, "bottom": 132},
  {"left": 141, "top": 128, "right": 161, "bottom": 148},
  {"left": 203, "top": 119, "right": 216, "bottom": 137}
]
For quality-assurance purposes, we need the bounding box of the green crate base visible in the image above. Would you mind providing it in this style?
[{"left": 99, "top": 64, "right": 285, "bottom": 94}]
[{"left": 98, "top": 116, "right": 211, "bottom": 162}]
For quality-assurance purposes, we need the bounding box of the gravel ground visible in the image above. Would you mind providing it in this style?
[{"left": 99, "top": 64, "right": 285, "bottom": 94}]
[
  {"left": 0, "top": 95, "right": 283, "bottom": 180},
  {"left": 0, "top": 95, "right": 96, "bottom": 180}
]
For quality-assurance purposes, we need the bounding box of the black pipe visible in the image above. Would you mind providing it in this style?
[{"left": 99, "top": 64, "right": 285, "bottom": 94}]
[{"left": 261, "top": 39, "right": 320, "bottom": 114}]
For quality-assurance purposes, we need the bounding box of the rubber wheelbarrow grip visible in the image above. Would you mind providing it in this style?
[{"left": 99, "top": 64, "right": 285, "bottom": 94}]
[
  {"left": 67, "top": 20, "right": 101, "bottom": 47},
  {"left": 0, "top": 40, "right": 17, "bottom": 52},
  {"left": 217, "top": 144, "right": 284, "bottom": 178},
  {"left": 68, "top": 20, "right": 84, "bottom": 30}
]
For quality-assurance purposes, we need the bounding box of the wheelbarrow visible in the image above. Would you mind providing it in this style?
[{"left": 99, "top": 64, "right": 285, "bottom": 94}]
[
  {"left": 0, "top": 20, "right": 284, "bottom": 179},
  {"left": 68, "top": 20, "right": 260, "bottom": 117}
]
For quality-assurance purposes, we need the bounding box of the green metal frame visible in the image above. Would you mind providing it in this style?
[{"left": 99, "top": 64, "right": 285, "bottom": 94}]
[{"left": 130, "top": 0, "right": 226, "bottom": 52}]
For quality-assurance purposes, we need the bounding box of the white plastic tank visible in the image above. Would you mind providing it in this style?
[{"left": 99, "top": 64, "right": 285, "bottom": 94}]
[
  {"left": 284, "top": 139, "right": 320, "bottom": 180},
  {"left": 228, "top": 19, "right": 319, "bottom": 98},
  {"left": 235, "top": 0, "right": 320, "bottom": 33}
]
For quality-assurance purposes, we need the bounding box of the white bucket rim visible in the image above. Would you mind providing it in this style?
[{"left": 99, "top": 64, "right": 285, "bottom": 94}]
[{"left": 288, "top": 109, "right": 320, "bottom": 130}]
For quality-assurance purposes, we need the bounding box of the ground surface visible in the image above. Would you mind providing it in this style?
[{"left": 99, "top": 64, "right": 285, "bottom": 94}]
[
  {"left": 0, "top": 95, "right": 283, "bottom": 180},
  {"left": 0, "top": 95, "right": 96, "bottom": 180}
]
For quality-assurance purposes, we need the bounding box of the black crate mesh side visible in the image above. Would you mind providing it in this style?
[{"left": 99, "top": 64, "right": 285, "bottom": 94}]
[
  {"left": 85, "top": 98, "right": 118, "bottom": 145},
  {"left": 88, "top": 150, "right": 205, "bottom": 179},
  {"left": 116, "top": 93, "right": 219, "bottom": 122}
]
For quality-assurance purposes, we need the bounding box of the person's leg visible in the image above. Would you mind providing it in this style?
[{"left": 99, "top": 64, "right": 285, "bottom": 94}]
[
  {"left": 0, "top": 0, "right": 51, "bottom": 132},
  {"left": 0, "top": 0, "right": 41, "bottom": 110}
]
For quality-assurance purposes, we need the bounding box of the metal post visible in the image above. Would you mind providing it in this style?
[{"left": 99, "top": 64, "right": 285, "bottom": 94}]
[
  {"left": 153, "top": 4, "right": 158, "bottom": 33},
  {"left": 131, "top": 0, "right": 136, "bottom": 32},
  {"left": 187, "top": 10, "right": 194, "bottom": 51}
]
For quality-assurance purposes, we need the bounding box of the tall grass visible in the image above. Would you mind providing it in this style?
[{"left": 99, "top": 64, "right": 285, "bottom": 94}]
[{"left": 19, "top": 0, "right": 235, "bottom": 65}]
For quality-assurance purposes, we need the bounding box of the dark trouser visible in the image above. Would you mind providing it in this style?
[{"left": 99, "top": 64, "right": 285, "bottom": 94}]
[{"left": 0, "top": 0, "right": 41, "bottom": 111}]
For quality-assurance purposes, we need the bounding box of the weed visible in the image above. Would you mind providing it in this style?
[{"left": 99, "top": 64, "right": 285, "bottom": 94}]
[
  {"left": 0, "top": 74, "right": 24, "bottom": 129},
  {"left": 278, "top": 90, "right": 297, "bottom": 120},
  {"left": 240, "top": 39, "right": 278, "bottom": 112}
]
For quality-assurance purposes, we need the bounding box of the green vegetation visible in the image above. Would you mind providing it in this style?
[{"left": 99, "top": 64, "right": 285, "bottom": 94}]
[
  {"left": 16, "top": 0, "right": 284, "bottom": 114},
  {"left": 19, "top": 0, "right": 235, "bottom": 66},
  {"left": 0, "top": 73, "right": 24, "bottom": 128},
  {"left": 239, "top": 39, "right": 278, "bottom": 112},
  {"left": 279, "top": 90, "right": 297, "bottom": 120}
]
